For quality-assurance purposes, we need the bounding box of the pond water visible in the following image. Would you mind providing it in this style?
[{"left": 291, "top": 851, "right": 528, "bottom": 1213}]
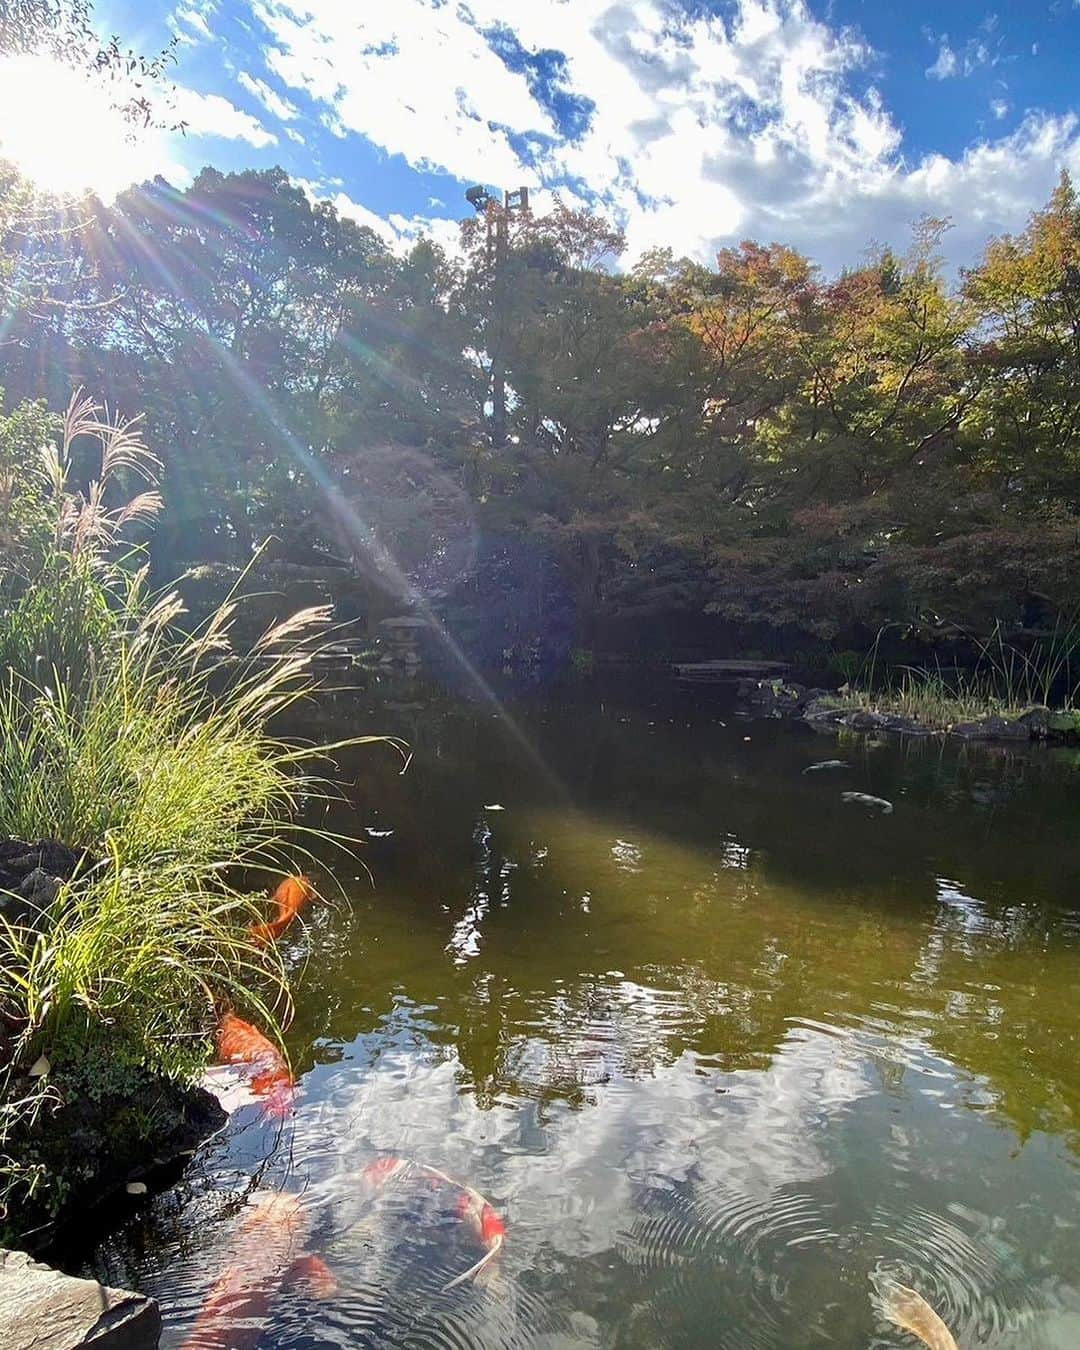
[{"left": 88, "top": 681, "right": 1080, "bottom": 1348}]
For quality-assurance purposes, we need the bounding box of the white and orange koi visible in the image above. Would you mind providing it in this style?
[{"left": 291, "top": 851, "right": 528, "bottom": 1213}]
[
  {"left": 355, "top": 1156, "right": 507, "bottom": 1291},
  {"left": 872, "top": 1273, "right": 958, "bottom": 1350}
]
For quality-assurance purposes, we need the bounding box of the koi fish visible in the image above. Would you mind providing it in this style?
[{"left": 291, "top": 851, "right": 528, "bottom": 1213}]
[
  {"left": 285, "top": 1252, "right": 339, "bottom": 1299},
  {"left": 181, "top": 1192, "right": 311, "bottom": 1350},
  {"left": 872, "top": 1274, "right": 958, "bottom": 1350},
  {"left": 411, "top": 1163, "right": 506, "bottom": 1291},
  {"left": 250, "top": 874, "right": 317, "bottom": 945},
  {"left": 355, "top": 1156, "right": 507, "bottom": 1291},
  {"left": 216, "top": 1012, "right": 295, "bottom": 1118},
  {"left": 841, "top": 791, "right": 894, "bottom": 814},
  {"left": 802, "top": 759, "right": 849, "bottom": 773},
  {"left": 360, "top": 1155, "right": 412, "bottom": 1189},
  {"left": 444, "top": 1187, "right": 506, "bottom": 1290}
]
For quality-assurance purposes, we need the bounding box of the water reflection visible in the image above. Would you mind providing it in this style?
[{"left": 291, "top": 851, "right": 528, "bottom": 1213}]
[{"left": 88, "top": 686, "right": 1080, "bottom": 1347}]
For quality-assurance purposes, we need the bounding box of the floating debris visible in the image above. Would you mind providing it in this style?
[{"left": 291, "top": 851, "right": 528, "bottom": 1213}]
[
  {"left": 841, "top": 791, "right": 894, "bottom": 814},
  {"left": 483, "top": 804, "right": 506, "bottom": 811},
  {"left": 364, "top": 827, "right": 395, "bottom": 838},
  {"left": 803, "top": 760, "right": 849, "bottom": 774},
  {"left": 872, "top": 1272, "right": 958, "bottom": 1350}
]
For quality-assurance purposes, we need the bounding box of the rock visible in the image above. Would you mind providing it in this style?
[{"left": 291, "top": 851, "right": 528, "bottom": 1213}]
[
  {"left": 1047, "top": 709, "right": 1080, "bottom": 737},
  {"left": 950, "top": 716, "right": 1032, "bottom": 741},
  {"left": 28, "top": 1056, "right": 50, "bottom": 1079},
  {"left": 0, "top": 1248, "right": 160, "bottom": 1349},
  {"left": 18, "top": 868, "right": 61, "bottom": 909},
  {"left": 1014, "top": 706, "right": 1050, "bottom": 736}
]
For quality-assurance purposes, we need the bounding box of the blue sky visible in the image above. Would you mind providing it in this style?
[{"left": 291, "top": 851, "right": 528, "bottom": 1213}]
[{"left": 87, "top": 0, "right": 1080, "bottom": 271}]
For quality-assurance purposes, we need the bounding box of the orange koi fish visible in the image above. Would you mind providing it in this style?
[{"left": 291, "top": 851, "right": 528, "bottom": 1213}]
[
  {"left": 216, "top": 1012, "right": 295, "bottom": 1118},
  {"left": 250, "top": 874, "right": 317, "bottom": 945},
  {"left": 182, "top": 1192, "right": 334, "bottom": 1350},
  {"left": 872, "top": 1274, "right": 958, "bottom": 1350}
]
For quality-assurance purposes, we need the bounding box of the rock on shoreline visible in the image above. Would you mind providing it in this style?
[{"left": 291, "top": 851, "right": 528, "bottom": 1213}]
[{"left": 0, "top": 1248, "right": 160, "bottom": 1349}]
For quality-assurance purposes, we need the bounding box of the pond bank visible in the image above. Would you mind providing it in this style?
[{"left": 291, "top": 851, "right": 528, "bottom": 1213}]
[{"left": 737, "top": 677, "right": 1080, "bottom": 742}]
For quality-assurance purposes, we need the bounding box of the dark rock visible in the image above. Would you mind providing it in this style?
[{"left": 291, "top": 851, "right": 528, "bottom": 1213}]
[
  {"left": 950, "top": 716, "right": 1032, "bottom": 741},
  {"left": 1047, "top": 710, "right": 1080, "bottom": 737},
  {"left": 0, "top": 1247, "right": 160, "bottom": 1349}
]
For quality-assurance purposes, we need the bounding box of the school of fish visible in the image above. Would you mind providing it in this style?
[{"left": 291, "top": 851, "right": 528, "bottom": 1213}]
[{"left": 191, "top": 875, "right": 960, "bottom": 1346}]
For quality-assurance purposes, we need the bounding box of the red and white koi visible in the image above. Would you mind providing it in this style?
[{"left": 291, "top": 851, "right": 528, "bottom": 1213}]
[{"left": 361, "top": 1157, "right": 506, "bottom": 1291}]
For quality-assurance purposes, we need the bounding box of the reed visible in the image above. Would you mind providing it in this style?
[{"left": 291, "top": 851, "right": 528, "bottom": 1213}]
[
  {"left": 838, "top": 619, "right": 1080, "bottom": 728},
  {"left": 0, "top": 393, "right": 401, "bottom": 1234}
]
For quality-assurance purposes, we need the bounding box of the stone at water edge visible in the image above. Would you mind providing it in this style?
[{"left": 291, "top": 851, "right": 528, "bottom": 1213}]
[{"left": 0, "top": 1248, "right": 160, "bottom": 1350}]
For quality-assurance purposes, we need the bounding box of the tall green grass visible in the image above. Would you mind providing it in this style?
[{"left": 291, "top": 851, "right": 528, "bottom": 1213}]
[
  {"left": 0, "top": 393, "right": 399, "bottom": 1232},
  {"left": 838, "top": 619, "right": 1080, "bottom": 727}
]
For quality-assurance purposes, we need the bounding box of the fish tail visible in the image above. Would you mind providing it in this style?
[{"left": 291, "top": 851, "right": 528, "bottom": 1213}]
[{"left": 441, "top": 1234, "right": 503, "bottom": 1292}]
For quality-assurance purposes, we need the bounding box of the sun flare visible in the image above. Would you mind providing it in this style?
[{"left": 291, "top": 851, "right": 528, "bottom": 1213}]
[{"left": 0, "top": 52, "right": 164, "bottom": 200}]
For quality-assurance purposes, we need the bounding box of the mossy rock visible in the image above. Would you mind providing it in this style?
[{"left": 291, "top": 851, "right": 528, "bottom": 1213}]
[{"left": 1047, "top": 710, "right": 1080, "bottom": 736}]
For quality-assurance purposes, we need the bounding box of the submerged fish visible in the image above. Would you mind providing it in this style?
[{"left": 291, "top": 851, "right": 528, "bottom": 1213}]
[
  {"left": 250, "top": 874, "right": 317, "bottom": 945},
  {"left": 803, "top": 759, "right": 850, "bottom": 774},
  {"left": 356, "top": 1156, "right": 506, "bottom": 1291},
  {"left": 841, "top": 791, "right": 894, "bottom": 814},
  {"left": 872, "top": 1274, "right": 958, "bottom": 1350},
  {"left": 445, "top": 1187, "right": 506, "bottom": 1290},
  {"left": 216, "top": 1012, "right": 295, "bottom": 1117},
  {"left": 181, "top": 1192, "right": 312, "bottom": 1350}
]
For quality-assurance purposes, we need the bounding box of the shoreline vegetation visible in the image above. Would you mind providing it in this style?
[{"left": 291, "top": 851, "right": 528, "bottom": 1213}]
[{"left": 0, "top": 394, "right": 394, "bottom": 1249}]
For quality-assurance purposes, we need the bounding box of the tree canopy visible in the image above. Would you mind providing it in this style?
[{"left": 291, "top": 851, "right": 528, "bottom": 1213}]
[{"left": 2, "top": 162, "right": 1079, "bottom": 656}]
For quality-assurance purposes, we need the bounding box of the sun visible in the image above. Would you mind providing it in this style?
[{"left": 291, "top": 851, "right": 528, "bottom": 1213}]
[{"left": 0, "top": 51, "right": 165, "bottom": 200}]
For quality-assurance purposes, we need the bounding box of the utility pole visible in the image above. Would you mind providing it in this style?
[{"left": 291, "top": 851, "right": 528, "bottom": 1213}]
[{"left": 465, "top": 184, "right": 530, "bottom": 448}]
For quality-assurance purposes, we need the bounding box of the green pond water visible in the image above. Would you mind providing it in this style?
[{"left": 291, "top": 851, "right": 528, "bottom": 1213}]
[{"left": 88, "top": 682, "right": 1080, "bottom": 1347}]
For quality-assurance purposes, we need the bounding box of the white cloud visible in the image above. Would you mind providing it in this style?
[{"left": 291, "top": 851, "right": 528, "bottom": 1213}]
[
  {"left": 237, "top": 70, "right": 299, "bottom": 122},
  {"left": 297, "top": 179, "right": 462, "bottom": 256},
  {"left": 990, "top": 99, "right": 1009, "bottom": 120},
  {"left": 171, "top": 87, "right": 278, "bottom": 148},
  {"left": 926, "top": 42, "right": 958, "bottom": 80},
  {"left": 252, "top": 0, "right": 1080, "bottom": 274},
  {"left": 171, "top": 2, "right": 216, "bottom": 45}
]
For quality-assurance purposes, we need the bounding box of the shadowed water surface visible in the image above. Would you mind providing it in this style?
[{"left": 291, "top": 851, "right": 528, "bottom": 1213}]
[{"left": 88, "top": 685, "right": 1080, "bottom": 1347}]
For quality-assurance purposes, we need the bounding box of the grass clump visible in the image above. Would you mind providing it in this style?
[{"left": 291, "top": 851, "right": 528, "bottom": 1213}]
[
  {"left": 833, "top": 621, "right": 1080, "bottom": 730},
  {"left": 0, "top": 392, "right": 392, "bottom": 1240}
]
